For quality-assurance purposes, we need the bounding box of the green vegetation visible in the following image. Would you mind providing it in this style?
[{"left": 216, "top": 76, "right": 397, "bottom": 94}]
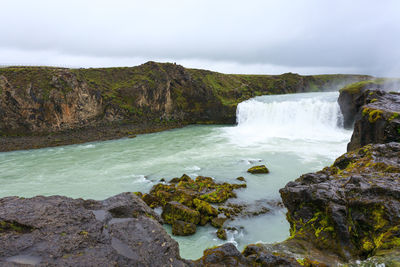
[{"left": 339, "top": 78, "right": 400, "bottom": 94}]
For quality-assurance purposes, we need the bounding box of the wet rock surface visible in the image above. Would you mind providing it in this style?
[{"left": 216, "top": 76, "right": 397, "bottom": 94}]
[
  {"left": 280, "top": 142, "right": 400, "bottom": 264},
  {"left": 0, "top": 192, "right": 189, "bottom": 266}
]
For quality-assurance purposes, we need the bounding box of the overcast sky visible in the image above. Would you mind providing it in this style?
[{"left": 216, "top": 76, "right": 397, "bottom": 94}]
[{"left": 1, "top": 0, "right": 399, "bottom": 76}]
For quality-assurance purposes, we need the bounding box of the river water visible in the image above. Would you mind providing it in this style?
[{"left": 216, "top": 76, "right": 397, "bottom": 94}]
[{"left": 0, "top": 91, "right": 352, "bottom": 259}]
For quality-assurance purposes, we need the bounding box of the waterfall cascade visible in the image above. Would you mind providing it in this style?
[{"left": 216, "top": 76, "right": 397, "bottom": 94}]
[{"left": 226, "top": 92, "right": 349, "bottom": 144}]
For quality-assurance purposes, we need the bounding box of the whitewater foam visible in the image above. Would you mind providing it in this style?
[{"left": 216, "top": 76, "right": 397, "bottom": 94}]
[{"left": 222, "top": 92, "right": 351, "bottom": 146}]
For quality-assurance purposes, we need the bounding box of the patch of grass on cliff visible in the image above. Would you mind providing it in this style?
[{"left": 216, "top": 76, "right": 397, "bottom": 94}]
[
  {"left": 0, "top": 67, "right": 61, "bottom": 100},
  {"left": 340, "top": 79, "right": 387, "bottom": 94}
]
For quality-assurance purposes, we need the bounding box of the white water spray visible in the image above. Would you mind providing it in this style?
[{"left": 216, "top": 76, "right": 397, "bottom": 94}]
[{"left": 224, "top": 92, "right": 350, "bottom": 146}]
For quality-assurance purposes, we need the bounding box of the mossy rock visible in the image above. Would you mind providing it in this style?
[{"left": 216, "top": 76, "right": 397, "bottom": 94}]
[
  {"left": 211, "top": 217, "right": 227, "bottom": 228},
  {"left": 170, "top": 174, "right": 192, "bottom": 184},
  {"left": 141, "top": 193, "right": 159, "bottom": 208},
  {"left": 247, "top": 165, "right": 270, "bottom": 174},
  {"left": 199, "top": 215, "right": 211, "bottom": 226},
  {"left": 172, "top": 220, "right": 196, "bottom": 236},
  {"left": 193, "top": 198, "right": 218, "bottom": 216},
  {"left": 236, "top": 177, "right": 246, "bottom": 182},
  {"left": 200, "top": 187, "right": 236, "bottom": 203},
  {"left": 161, "top": 201, "right": 200, "bottom": 225},
  {"left": 216, "top": 228, "right": 227, "bottom": 240}
]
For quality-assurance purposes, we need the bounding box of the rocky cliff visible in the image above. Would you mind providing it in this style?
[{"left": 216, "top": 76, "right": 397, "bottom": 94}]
[
  {"left": 280, "top": 142, "right": 400, "bottom": 265},
  {"left": 0, "top": 62, "right": 369, "bottom": 151},
  {"left": 338, "top": 79, "right": 400, "bottom": 151}
]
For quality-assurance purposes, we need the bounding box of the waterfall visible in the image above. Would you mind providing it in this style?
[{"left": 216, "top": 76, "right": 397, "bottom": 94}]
[{"left": 224, "top": 92, "right": 350, "bottom": 144}]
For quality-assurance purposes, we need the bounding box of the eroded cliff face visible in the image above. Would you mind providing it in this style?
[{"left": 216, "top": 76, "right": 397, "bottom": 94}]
[
  {"left": 0, "top": 62, "right": 370, "bottom": 137},
  {"left": 0, "top": 69, "right": 103, "bottom": 134}
]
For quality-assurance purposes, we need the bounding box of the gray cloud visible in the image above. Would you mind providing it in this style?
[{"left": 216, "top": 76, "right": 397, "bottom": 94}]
[{"left": 0, "top": 0, "right": 399, "bottom": 76}]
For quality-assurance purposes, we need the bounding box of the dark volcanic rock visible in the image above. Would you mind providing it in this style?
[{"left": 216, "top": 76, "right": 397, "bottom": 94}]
[
  {"left": 338, "top": 80, "right": 384, "bottom": 128},
  {"left": 242, "top": 244, "right": 301, "bottom": 267},
  {"left": 194, "top": 243, "right": 249, "bottom": 266},
  {"left": 172, "top": 220, "right": 197, "bottom": 236},
  {"left": 193, "top": 243, "right": 300, "bottom": 267},
  {"left": 0, "top": 193, "right": 189, "bottom": 266},
  {"left": 338, "top": 79, "right": 400, "bottom": 151},
  {"left": 280, "top": 143, "right": 400, "bottom": 262},
  {"left": 348, "top": 91, "right": 400, "bottom": 151}
]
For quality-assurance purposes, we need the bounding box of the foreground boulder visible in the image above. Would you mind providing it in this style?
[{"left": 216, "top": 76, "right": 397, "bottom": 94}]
[
  {"left": 0, "top": 193, "right": 189, "bottom": 266},
  {"left": 280, "top": 142, "right": 400, "bottom": 263},
  {"left": 193, "top": 243, "right": 300, "bottom": 266}
]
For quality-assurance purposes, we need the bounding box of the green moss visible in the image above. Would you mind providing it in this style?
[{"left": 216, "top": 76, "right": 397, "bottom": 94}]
[
  {"left": 161, "top": 201, "right": 200, "bottom": 224},
  {"left": 193, "top": 198, "right": 218, "bottom": 216},
  {"left": 79, "top": 230, "right": 89, "bottom": 236},
  {"left": 247, "top": 165, "right": 269, "bottom": 174},
  {"left": 362, "top": 239, "right": 375, "bottom": 253},
  {"left": 200, "top": 187, "right": 235, "bottom": 203},
  {"left": 216, "top": 228, "right": 227, "bottom": 240},
  {"left": 340, "top": 79, "right": 386, "bottom": 94},
  {"left": 287, "top": 209, "right": 336, "bottom": 250},
  {"left": 0, "top": 220, "right": 34, "bottom": 234},
  {"left": 389, "top": 112, "right": 399, "bottom": 121}
]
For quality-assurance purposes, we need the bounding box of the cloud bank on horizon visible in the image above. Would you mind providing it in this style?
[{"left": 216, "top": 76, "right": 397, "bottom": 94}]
[{"left": 0, "top": 0, "right": 399, "bottom": 76}]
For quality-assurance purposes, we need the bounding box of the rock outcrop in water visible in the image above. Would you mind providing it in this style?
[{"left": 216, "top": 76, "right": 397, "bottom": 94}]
[
  {"left": 0, "top": 192, "right": 190, "bottom": 266},
  {"left": 0, "top": 63, "right": 369, "bottom": 151},
  {"left": 135, "top": 174, "right": 262, "bottom": 237},
  {"left": 247, "top": 165, "right": 270, "bottom": 174}
]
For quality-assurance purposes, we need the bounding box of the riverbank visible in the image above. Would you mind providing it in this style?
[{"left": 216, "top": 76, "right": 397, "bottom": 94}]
[{"left": 0, "top": 121, "right": 185, "bottom": 152}]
